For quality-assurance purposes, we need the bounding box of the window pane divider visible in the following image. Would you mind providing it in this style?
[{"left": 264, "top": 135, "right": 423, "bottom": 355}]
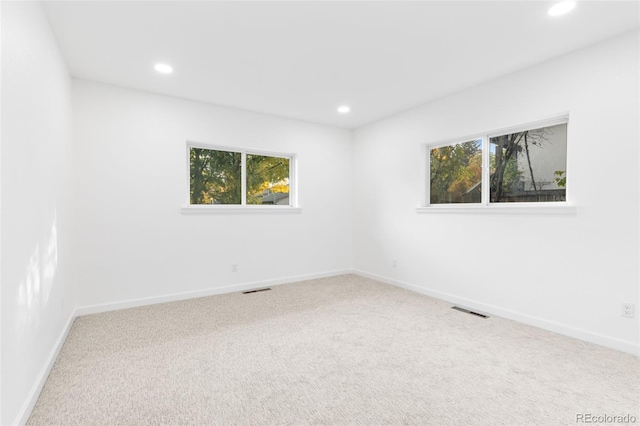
[
  {"left": 241, "top": 152, "right": 247, "bottom": 206},
  {"left": 481, "top": 135, "right": 489, "bottom": 206}
]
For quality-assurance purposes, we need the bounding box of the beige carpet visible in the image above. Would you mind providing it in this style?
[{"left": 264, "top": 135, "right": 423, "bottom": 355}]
[{"left": 28, "top": 275, "right": 639, "bottom": 425}]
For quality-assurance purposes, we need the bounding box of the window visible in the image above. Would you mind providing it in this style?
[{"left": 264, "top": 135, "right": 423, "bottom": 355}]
[
  {"left": 188, "top": 144, "right": 294, "bottom": 207},
  {"left": 426, "top": 116, "right": 568, "bottom": 208}
]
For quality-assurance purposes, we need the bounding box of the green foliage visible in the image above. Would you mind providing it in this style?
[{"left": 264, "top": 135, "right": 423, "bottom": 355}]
[
  {"left": 190, "top": 148, "right": 242, "bottom": 204},
  {"left": 246, "top": 155, "right": 289, "bottom": 204},
  {"left": 490, "top": 132, "right": 526, "bottom": 201},
  {"left": 554, "top": 170, "right": 566, "bottom": 188},
  {"left": 430, "top": 140, "right": 482, "bottom": 203},
  {"left": 490, "top": 153, "right": 521, "bottom": 193}
]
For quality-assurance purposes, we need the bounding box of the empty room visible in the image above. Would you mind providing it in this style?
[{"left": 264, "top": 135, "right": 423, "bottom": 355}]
[{"left": 1, "top": 1, "right": 639, "bottom": 425}]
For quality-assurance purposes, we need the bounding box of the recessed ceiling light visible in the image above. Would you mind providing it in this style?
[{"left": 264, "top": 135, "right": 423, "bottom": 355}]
[
  {"left": 154, "top": 63, "right": 173, "bottom": 74},
  {"left": 548, "top": 1, "right": 576, "bottom": 17},
  {"left": 337, "top": 106, "right": 350, "bottom": 114}
]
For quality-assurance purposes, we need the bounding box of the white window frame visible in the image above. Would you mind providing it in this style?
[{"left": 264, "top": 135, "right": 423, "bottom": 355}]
[
  {"left": 418, "top": 113, "right": 576, "bottom": 215},
  {"left": 182, "top": 141, "right": 300, "bottom": 214}
]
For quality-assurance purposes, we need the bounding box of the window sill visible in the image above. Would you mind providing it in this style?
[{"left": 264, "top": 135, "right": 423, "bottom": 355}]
[
  {"left": 181, "top": 205, "right": 302, "bottom": 214},
  {"left": 416, "top": 204, "right": 577, "bottom": 216}
]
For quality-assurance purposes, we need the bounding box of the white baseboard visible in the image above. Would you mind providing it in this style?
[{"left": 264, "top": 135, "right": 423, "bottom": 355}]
[
  {"left": 75, "top": 269, "right": 352, "bottom": 317},
  {"left": 14, "top": 311, "right": 76, "bottom": 426},
  {"left": 352, "top": 269, "right": 640, "bottom": 356}
]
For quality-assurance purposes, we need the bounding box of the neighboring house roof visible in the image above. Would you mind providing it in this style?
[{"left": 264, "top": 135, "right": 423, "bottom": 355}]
[{"left": 261, "top": 191, "right": 289, "bottom": 204}]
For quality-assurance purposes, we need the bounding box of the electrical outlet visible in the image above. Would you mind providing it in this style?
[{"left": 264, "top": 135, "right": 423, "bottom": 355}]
[
  {"left": 392, "top": 259, "right": 397, "bottom": 268},
  {"left": 231, "top": 263, "right": 238, "bottom": 273},
  {"left": 621, "top": 303, "right": 635, "bottom": 318}
]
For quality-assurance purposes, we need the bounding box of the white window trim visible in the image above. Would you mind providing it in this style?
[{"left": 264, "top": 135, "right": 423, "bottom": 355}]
[
  {"left": 418, "top": 113, "right": 575, "bottom": 215},
  {"left": 182, "top": 141, "right": 300, "bottom": 213},
  {"left": 181, "top": 205, "right": 302, "bottom": 214},
  {"left": 416, "top": 204, "right": 576, "bottom": 215}
]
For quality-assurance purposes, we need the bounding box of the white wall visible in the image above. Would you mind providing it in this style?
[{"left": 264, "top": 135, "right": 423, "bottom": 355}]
[
  {"left": 1, "top": 2, "right": 75, "bottom": 424},
  {"left": 352, "top": 31, "right": 640, "bottom": 354},
  {"left": 1, "top": 10, "right": 636, "bottom": 423},
  {"left": 72, "top": 80, "right": 353, "bottom": 310}
]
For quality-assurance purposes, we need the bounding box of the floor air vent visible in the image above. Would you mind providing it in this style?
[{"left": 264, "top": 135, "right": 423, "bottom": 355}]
[
  {"left": 242, "top": 288, "right": 272, "bottom": 294},
  {"left": 451, "top": 306, "right": 489, "bottom": 318}
]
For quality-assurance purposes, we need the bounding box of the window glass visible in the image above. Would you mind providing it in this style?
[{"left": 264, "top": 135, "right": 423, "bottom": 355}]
[
  {"left": 490, "top": 123, "right": 567, "bottom": 203},
  {"left": 189, "top": 148, "right": 241, "bottom": 205},
  {"left": 246, "top": 154, "right": 290, "bottom": 205},
  {"left": 430, "top": 140, "right": 482, "bottom": 204}
]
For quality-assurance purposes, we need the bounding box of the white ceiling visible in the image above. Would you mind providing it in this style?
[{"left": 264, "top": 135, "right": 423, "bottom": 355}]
[{"left": 42, "top": 1, "right": 639, "bottom": 129}]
